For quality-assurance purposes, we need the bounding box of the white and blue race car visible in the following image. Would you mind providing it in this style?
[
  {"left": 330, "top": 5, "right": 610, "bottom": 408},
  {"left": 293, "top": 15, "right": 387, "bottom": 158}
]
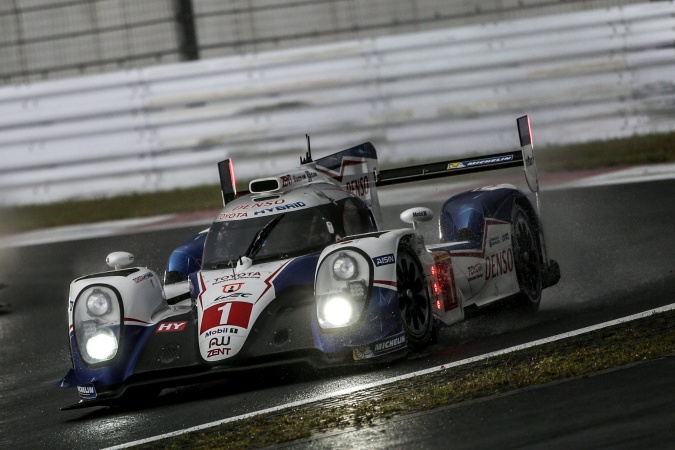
[{"left": 60, "top": 116, "right": 560, "bottom": 409}]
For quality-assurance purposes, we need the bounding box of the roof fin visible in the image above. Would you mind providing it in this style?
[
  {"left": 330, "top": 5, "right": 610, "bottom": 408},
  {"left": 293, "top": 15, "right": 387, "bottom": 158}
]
[{"left": 301, "top": 134, "right": 313, "bottom": 164}]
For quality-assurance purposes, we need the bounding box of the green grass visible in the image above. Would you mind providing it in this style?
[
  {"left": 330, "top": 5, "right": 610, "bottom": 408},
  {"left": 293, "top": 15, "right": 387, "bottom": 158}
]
[
  {"left": 535, "top": 132, "right": 675, "bottom": 171},
  {"left": 0, "top": 185, "right": 223, "bottom": 235},
  {"left": 135, "top": 310, "right": 675, "bottom": 449},
  {"left": 1, "top": 131, "right": 674, "bottom": 235}
]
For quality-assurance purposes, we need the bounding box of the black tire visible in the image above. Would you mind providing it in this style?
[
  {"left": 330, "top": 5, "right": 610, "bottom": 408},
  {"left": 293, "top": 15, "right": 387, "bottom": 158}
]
[
  {"left": 511, "top": 204, "right": 543, "bottom": 310},
  {"left": 396, "top": 246, "right": 432, "bottom": 350}
]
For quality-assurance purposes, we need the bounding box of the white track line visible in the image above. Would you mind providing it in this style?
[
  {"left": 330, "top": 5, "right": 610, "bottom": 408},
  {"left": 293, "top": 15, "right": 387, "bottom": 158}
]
[
  {"left": 561, "top": 162, "right": 675, "bottom": 188},
  {"left": 102, "top": 302, "right": 675, "bottom": 450}
]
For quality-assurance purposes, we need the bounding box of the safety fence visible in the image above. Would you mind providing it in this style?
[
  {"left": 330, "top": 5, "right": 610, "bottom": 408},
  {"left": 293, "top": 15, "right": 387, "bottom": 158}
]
[{"left": 0, "top": 2, "right": 674, "bottom": 206}]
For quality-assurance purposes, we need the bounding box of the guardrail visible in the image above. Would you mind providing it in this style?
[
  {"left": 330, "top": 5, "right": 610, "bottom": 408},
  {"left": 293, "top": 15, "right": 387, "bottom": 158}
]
[{"left": 1, "top": 2, "right": 674, "bottom": 206}]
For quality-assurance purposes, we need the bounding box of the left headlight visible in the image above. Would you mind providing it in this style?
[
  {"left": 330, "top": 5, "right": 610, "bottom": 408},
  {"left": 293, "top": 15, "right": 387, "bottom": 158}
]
[
  {"left": 74, "top": 285, "right": 122, "bottom": 365},
  {"left": 86, "top": 289, "right": 112, "bottom": 316},
  {"left": 316, "top": 250, "right": 371, "bottom": 329},
  {"left": 332, "top": 254, "right": 358, "bottom": 280}
]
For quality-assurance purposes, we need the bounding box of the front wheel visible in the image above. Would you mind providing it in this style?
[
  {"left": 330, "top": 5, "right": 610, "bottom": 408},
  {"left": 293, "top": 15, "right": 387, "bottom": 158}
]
[
  {"left": 511, "top": 204, "right": 543, "bottom": 310},
  {"left": 396, "top": 246, "right": 432, "bottom": 350}
]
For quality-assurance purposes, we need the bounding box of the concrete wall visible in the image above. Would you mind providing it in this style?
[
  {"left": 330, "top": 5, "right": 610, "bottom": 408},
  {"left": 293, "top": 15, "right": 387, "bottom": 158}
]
[{"left": 1, "top": 2, "right": 673, "bottom": 206}]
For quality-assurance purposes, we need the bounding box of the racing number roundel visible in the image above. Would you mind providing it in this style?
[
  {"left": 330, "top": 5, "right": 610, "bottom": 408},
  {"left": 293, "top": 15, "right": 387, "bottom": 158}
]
[{"left": 200, "top": 301, "right": 253, "bottom": 334}]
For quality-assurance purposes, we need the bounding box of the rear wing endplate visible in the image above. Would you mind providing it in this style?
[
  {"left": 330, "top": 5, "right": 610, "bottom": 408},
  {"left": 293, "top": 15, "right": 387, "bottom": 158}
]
[{"left": 217, "top": 159, "right": 237, "bottom": 205}]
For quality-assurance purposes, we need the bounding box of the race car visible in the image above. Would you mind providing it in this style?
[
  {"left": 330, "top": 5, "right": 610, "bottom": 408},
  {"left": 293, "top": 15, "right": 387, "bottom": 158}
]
[{"left": 59, "top": 116, "right": 560, "bottom": 409}]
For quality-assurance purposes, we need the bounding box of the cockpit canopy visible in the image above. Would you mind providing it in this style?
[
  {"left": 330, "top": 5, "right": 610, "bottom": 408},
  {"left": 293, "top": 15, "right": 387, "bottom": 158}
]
[{"left": 202, "top": 186, "right": 376, "bottom": 269}]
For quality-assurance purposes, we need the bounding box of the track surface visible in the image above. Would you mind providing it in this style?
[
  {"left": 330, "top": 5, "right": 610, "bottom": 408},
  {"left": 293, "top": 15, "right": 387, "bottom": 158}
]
[{"left": 0, "top": 178, "right": 674, "bottom": 449}]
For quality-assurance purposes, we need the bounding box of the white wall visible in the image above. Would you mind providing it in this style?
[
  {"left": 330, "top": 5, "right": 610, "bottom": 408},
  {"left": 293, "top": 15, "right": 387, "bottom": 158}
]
[{"left": 0, "top": 2, "right": 673, "bottom": 206}]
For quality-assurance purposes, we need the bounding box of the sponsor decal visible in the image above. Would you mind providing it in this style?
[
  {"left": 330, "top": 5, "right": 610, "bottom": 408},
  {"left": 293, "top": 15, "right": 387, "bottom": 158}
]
[
  {"left": 213, "top": 292, "right": 252, "bottom": 303},
  {"left": 485, "top": 248, "right": 515, "bottom": 280},
  {"left": 253, "top": 201, "right": 306, "bottom": 216},
  {"left": 133, "top": 272, "right": 153, "bottom": 284},
  {"left": 373, "top": 253, "right": 395, "bottom": 267},
  {"left": 77, "top": 384, "right": 97, "bottom": 400},
  {"left": 218, "top": 212, "right": 248, "bottom": 220},
  {"left": 155, "top": 321, "right": 188, "bottom": 333},
  {"left": 209, "top": 336, "right": 231, "bottom": 347},
  {"left": 467, "top": 263, "right": 482, "bottom": 276},
  {"left": 200, "top": 301, "right": 253, "bottom": 334},
  {"left": 345, "top": 175, "right": 370, "bottom": 197},
  {"left": 280, "top": 174, "right": 292, "bottom": 187},
  {"left": 232, "top": 199, "right": 286, "bottom": 211},
  {"left": 205, "top": 327, "right": 239, "bottom": 337},
  {"left": 212, "top": 272, "right": 261, "bottom": 285},
  {"left": 290, "top": 170, "right": 317, "bottom": 184},
  {"left": 207, "top": 347, "right": 231, "bottom": 358},
  {"left": 489, "top": 232, "right": 511, "bottom": 248},
  {"left": 222, "top": 283, "right": 244, "bottom": 293},
  {"left": 466, "top": 155, "right": 514, "bottom": 167},
  {"left": 466, "top": 262, "right": 484, "bottom": 282},
  {"left": 305, "top": 170, "right": 318, "bottom": 182},
  {"left": 412, "top": 210, "right": 427, "bottom": 218},
  {"left": 448, "top": 155, "right": 514, "bottom": 170},
  {"left": 353, "top": 332, "right": 407, "bottom": 360}
]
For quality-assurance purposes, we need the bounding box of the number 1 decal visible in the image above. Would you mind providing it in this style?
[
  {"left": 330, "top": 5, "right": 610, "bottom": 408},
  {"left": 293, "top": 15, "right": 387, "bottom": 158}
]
[
  {"left": 200, "top": 301, "right": 253, "bottom": 334},
  {"left": 218, "top": 303, "right": 232, "bottom": 325}
]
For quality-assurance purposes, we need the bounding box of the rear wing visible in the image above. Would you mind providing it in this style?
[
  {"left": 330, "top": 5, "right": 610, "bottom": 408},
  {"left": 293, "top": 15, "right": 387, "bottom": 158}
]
[
  {"left": 375, "top": 115, "right": 539, "bottom": 193},
  {"left": 376, "top": 150, "right": 524, "bottom": 186},
  {"left": 217, "top": 115, "right": 539, "bottom": 204}
]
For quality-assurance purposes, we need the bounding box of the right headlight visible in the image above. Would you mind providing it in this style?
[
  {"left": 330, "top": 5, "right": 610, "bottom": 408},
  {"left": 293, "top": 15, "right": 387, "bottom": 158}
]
[
  {"left": 316, "top": 250, "right": 371, "bottom": 329},
  {"left": 74, "top": 285, "right": 122, "bottom": 365}
]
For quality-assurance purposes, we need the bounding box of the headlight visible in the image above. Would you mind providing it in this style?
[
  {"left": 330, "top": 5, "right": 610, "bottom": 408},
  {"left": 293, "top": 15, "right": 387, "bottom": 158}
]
[
  {"left": 86, "top": 289, "right": 111, "bottom": 316},
  {"left": 316, "top": 250, "right": 371, "bottom": 329},
  {"left": 333, "top": 254, "right": 358, "bottom": 280},
  {"left": 321, "top": 296, "right": 353, "bottom": 327},
  {"left": 84, "top": 328, "right": 118, "bottom": 361},
  {"left": 73, "top": 285, "right": 122, "bottom": 365}
]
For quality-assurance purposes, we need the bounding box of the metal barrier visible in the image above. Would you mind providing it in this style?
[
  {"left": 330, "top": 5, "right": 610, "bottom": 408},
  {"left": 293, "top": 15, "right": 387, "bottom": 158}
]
[{"left": 0, "top": 2, "right": 674, "bottom": 206}]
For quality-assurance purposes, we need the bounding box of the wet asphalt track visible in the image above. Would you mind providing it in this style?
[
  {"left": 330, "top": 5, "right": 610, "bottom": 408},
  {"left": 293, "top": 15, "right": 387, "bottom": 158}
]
[{"left": 0, "top": 178, "right": 674, "bottom": 449}]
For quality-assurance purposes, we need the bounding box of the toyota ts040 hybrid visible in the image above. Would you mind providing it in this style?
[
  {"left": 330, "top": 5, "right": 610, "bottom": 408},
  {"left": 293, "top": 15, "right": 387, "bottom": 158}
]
[{"left": 60, "top": 116, "right": 560, "bottom": 409}]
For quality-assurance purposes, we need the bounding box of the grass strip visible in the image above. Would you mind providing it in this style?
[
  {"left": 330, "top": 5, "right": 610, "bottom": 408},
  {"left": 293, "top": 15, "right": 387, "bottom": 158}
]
[
  {"left": 1, "top": 131, "right": 674, "bottom": 235},
  {"left": 136, "top": 310, "right": 675, "bottom": 449},
  {"left": 535, "top": 131, "right": 675, "bottom": 171}
]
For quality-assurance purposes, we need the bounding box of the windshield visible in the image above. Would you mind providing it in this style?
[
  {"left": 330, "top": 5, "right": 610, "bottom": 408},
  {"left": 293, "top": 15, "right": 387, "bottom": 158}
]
[{"left": 202, "top": 197, "right": 375, "bottom": 269}]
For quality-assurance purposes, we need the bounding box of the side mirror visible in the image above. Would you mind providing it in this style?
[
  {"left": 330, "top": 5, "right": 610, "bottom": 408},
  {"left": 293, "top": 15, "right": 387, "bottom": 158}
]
[
  {"left": 106, "top": 252, "right": 135, "bottom": 270},
  {"left": 400, "top": 207, "right": 434, "bottom": 230},
  {"left": 236, "top": 256, "right": 253, "bottom": 273}
]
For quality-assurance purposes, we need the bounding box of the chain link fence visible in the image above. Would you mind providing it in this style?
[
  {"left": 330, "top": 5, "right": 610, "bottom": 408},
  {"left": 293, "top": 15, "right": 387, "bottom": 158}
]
[{"left": 0, "top": 0, "right": 648, "bottom": 86}]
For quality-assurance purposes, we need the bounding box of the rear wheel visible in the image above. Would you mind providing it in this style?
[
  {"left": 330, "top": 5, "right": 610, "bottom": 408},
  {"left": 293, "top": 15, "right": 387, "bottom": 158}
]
[
  {"left": 396, "top": 246, "right": 432, "bottom": 350},
  {"left": 512, "top": 204, "right": 543, "bottom": 310}
]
